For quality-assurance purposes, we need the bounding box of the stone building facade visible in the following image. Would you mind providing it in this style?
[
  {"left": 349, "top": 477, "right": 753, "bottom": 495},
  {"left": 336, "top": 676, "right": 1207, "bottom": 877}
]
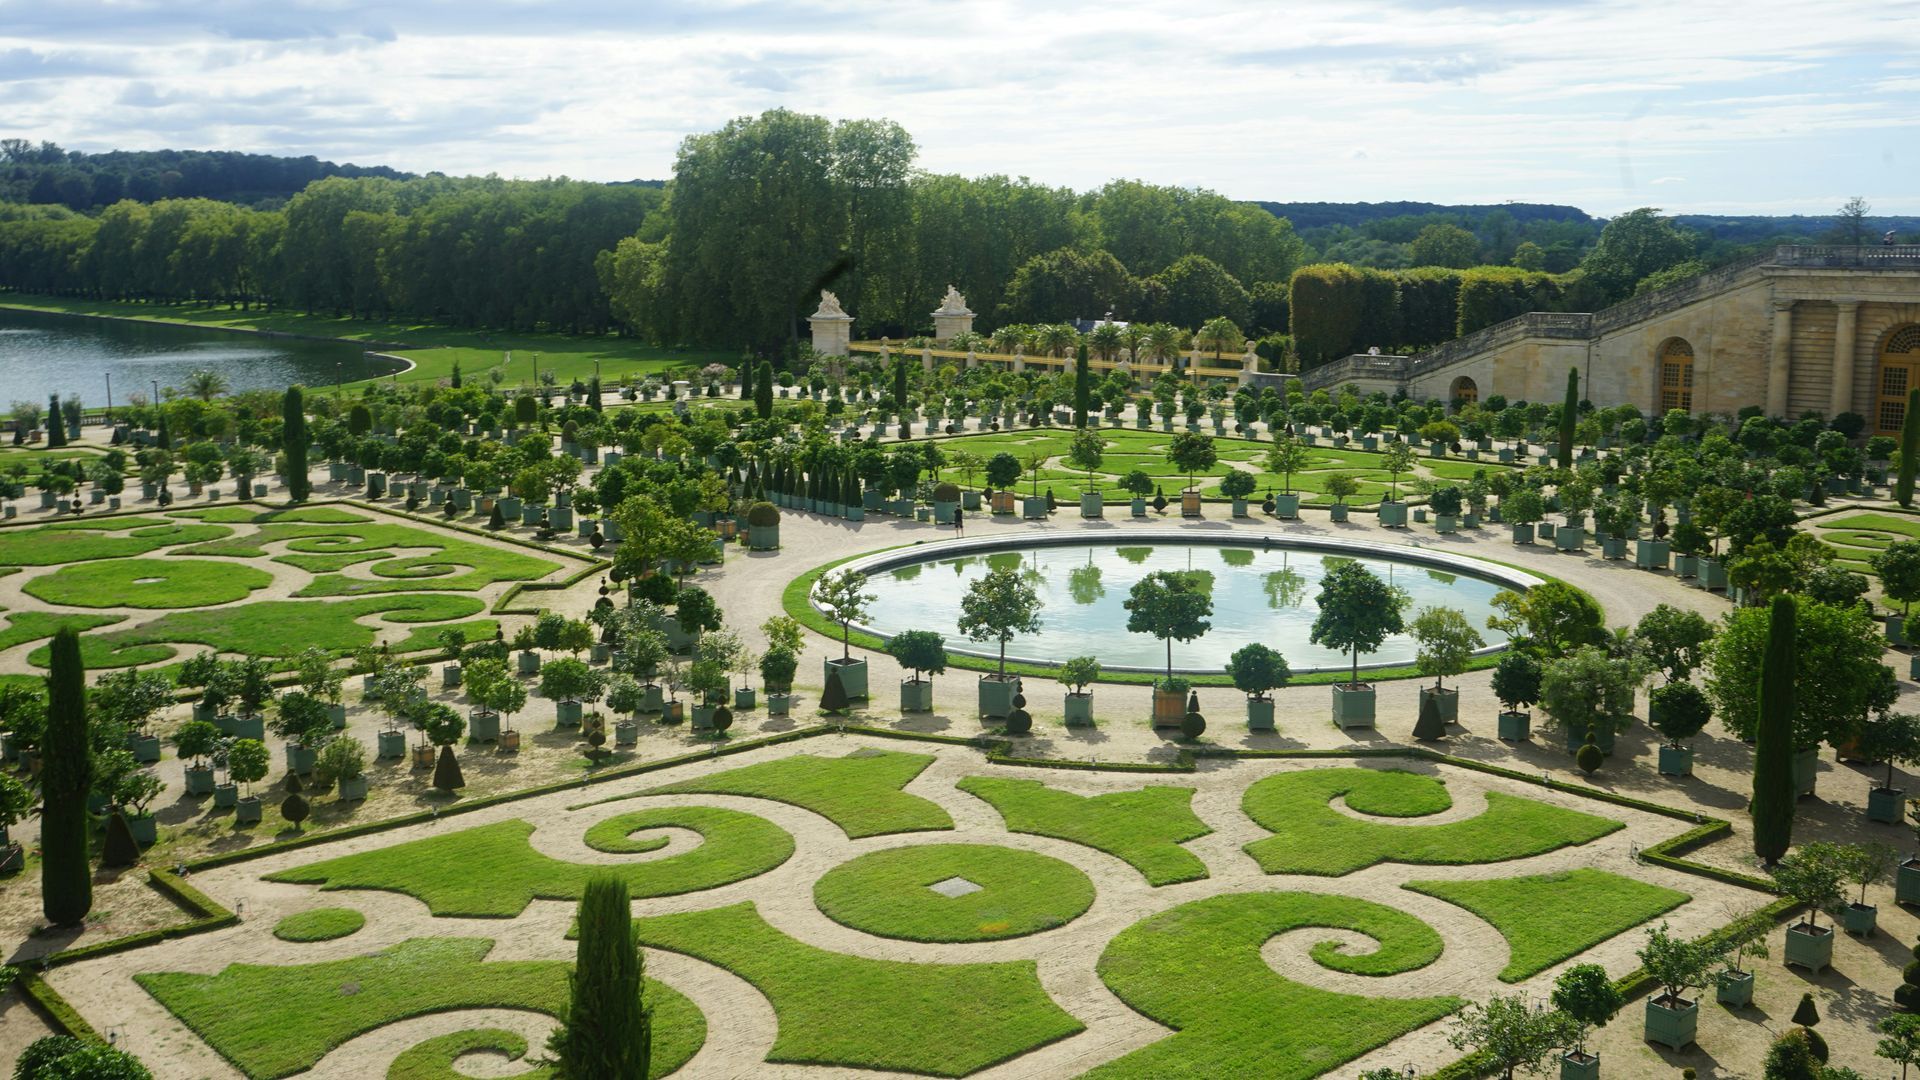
[{"left": 1303, "top": 247, "right": 1920, "bottom": 436}]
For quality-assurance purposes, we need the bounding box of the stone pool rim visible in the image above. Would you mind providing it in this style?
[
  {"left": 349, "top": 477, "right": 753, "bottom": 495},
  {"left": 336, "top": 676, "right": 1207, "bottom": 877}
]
[{"left": 819, "top": 529, "right": 1544, "bottom": 676}]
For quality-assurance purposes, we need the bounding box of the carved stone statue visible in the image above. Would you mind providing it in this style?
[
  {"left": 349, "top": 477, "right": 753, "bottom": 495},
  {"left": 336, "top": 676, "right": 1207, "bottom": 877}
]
[
  {"left": 936, "top": 285, "right": 971, "bottom": 315},
  {"left": 812, "top": 290, "right": 849, "bottom": 319}
]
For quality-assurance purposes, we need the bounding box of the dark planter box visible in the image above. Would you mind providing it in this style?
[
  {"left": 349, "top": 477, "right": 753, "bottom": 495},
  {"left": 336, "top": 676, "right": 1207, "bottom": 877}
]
[
  {"left": 1559, "top": 1050, "right": 1599, "bottom": 1079},
  {"left": 128, "top": 733, "right": 161, "bottom": 763},
  {"left": 1329, "top": 503, "right": 1349, "bottom": 522},
  {"left": 469, "top": 711, "right": 501, "bottom": 742},
  {"left": 1643, "top": 995, "right": 1697, "bottom": 1050},
  {"left": 977, "top": 675, "right": 1017, "bottom": 720},
  {"left": 285, "top": 744, "right": 317, "bottom": 774},
  {"left": 1870, "top": 785, "right": 1905, "bottom": 824},
  {"left": 734, "top": 687, "right": 756, "bottom": 710},
  {"left": 235, "top": 796, "right": 263, "bottom": 825},
  {"left": 442, "top": 663, "right": 462, "bottom": 689},
  {"left": 1563, "top": 724, "right": 1617, "bottom": 755},
  {"left": 1377, "top": 501, "right": 1407, "bottom": 528},
  {"left": 377, "top": 729, "right": 408, "bottom": 759},
  {"left": 1333, "top": 684, "right": 1376, "bottom": 729},
  {"left": 1899, "top": 858, "right": 1920, "bottom": 906},
  {"left": 1658, "top": 745, "right": 1694, "bottom": 777},
  {"left": 338, "top": 775, "right": 369, "bottom": 801},
  {"left": 1497, "top": 710, "right": 1530, "bottom": 741},
  {"left": 183, "top": 765, "right": 215, "bottom": 797},
  {"left": 1784, "top": 923, "right": 1833, "bottom": 972},
  {"left": 212, "top": 783, "right": 238, "bottom": 809},
  {"left": 900, "top": 679, "right": 934, "bottom": 713},
  {"left": 1511, "top": 523, "right": 1534, "bottom": 544},
  {"left": 1843, "top": 902, "right": 1878, "bottom": 937},
  {"left": 1792, "top": 747, "right": 1818, "bottom": 797},
  {"left": 1064, "top": 693, "right": 1094, "bottom": 726},
  {"left": 518, "top": 651, "right": 542, "bottom": 674},
  {"left": 128, "top": 814, "right": 157, "bottom": 846},
  {"left": 1273, "top": 493, "right": 1300, "bottom": 519},
  {"left": 1246, "top": 697, "right": 1275, "bottom": 731},
  {"left": 555, "top": 700, "right": 583, "bottom": 727},
  {"left": 825, "top": 657, "right": 869, "bottom": 700},
  {"left": 768, "top": 692, "right": 791, "bottom": 717},
  {"left": 1715, "top": 969, "right": 1754, "bottom": 1007},
  {"left": 1418, "top": 686, "right": 1459, "bottom": 725}
]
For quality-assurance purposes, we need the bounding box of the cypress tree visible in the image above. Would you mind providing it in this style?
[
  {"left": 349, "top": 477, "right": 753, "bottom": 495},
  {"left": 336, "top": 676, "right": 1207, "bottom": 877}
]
[
  {"left": 755, "top": 363, "right": 774, "bottom": 420},
  {"left": 588, "top": 376, "right": 603, "bottom": 414},
  {"left": 1557, "top": 368, "right": 1578, "bottom": 470},
  {"left": 450, "top": 359, "right": 463, "bottom": 388},
  {"left": 44, "top": 393, "right": 65, "bottom": 448},
  {"left": 1073, "top": 344, "right": 1091, "bottom": 428},
  {"left": 1752, "top": 593, "right": 1798, "bottom": 865},
  {"left": 893, "top": 355, "right": 909, "bottom": 419},
  {"left": 41, "top": 628, "right": 91, "bottom": 926},
  {"left": 548, "top": 875, "right": 650, "bottom": 1079},
  {"left": 1900, "top": 387, "right": 1920, "bottom": 508},
  {"left": 283, "top": 386, "right": 310, "bottom": 503}
]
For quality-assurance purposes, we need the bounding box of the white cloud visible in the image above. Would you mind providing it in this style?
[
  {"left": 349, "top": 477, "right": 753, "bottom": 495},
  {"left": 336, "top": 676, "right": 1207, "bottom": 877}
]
[{"left": 1, "top": 0, "right": 1917, "bottom": 213}]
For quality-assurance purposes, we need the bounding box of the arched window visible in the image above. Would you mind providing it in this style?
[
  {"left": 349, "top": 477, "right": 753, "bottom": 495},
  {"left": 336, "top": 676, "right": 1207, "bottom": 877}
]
[
  {"left": 1875, "top": 325, "right": 1920, "bottom": 436},
  {"left": 1449, "top": 376, "right": 1478, "bottom": 408},
  {"left": 1658, "top": 339, "right": 1694, "bottom": 413}
]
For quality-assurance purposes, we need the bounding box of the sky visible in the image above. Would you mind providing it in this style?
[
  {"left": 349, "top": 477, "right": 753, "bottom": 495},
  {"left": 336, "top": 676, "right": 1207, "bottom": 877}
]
[{"left": 3, "top": 0, "right": 1919, "bottom": 216}]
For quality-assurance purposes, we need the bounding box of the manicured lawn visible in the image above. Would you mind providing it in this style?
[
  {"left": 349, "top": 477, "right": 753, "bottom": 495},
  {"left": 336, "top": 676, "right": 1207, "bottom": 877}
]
[
  {"left": 172, "top": 506, "right": 371, "bottom": 525},
  {"left": 631, "top": 901, "right": 1081, "bottom": 1076},
  {"left": 271, "top": 907, "right": 366, "bottom": 942},
  {"left": 29, "top": 593, "right": 488, "bottom": 668},
  {"left": 0, "top": 610, "right": 123, "bottom": 653},
  {"left": 1087, "top": 891, "right": 1460, "bottom": 1079},
  {"left": 1406, "top": 868, "right": 1689, "bottom": 982},
  {"left": 176, "top": 520, "right": 563, "bottom": 596},
  {"left": 387, "top": 1029, "right": 552, "bottom": 1080},
  {"left": 956, "top": 776, "right": 1210, "bottom": 886},
  {"left": 1240, "top": 768, "right": 1623, "bottom": 876},
  {"left": 269, "top": 808, "right": 794, "bottom": 917},
  {"left": 135, "top": 937, "right": 703, "bottom": 1080},
  {"left": 643, "top": 749, "right": 954, "bottom": 839},
  {"left": 0, "top": 518, "right": 232, "bottom": 565},
  {"left": 23, "top": 557, "right": 275, "bottom": 608},
  {"left": 813, "top": 843, "right": 1094, "bottom": 942},
  {"left": 0, "top": 295, "right": 731, "bottom": 390},
  {"left": 1805, "top": 512, "right": 1920, "bottom": 574}
]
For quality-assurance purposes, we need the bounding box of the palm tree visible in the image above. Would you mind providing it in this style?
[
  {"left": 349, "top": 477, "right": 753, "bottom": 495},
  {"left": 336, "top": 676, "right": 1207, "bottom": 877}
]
[
  {"left": 990, "top": 326, "right": 1027, "bottom": 357},
  {"left": 1088, "top": 322, "right": 1123, "bottom": 363},
  {"left": 1119, "top": 322, "right": 1150, "bottom": 361},
  {"left": 1036, "top": 324, "right": 1080, "bottom": 359},
  {"left": 1144, "top": 323, "right": 1182, "bottom": 366},
  {"left": 1197, "top": 316, "right": 1243, "bottom": 360},
  {"left": 185, "top": 369, "right": 230, "bottom": 402}
]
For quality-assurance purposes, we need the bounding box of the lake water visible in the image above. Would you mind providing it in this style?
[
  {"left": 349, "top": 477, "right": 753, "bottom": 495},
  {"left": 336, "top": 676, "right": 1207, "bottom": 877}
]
[
  {"left": 0, "top": 306, "right": 407, "bottom": 408},
  {"left": 857, "top": 540, "right": 1516, "bottom": 674}
]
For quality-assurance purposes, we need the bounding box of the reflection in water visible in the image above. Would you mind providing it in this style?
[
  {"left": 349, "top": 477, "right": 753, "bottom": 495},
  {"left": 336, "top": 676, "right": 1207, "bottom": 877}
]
[{"left": 861, "top": 542, "right": 1513, "bottom": 671}]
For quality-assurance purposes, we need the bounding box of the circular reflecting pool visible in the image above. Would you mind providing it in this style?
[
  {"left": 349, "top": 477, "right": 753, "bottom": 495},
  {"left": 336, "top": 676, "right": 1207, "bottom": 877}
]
[{"left": 841, "top": 534, "right": 1530, "bottom": 674}]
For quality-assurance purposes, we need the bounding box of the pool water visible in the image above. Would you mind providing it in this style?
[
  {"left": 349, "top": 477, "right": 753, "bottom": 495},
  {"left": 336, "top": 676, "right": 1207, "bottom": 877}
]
[{"left": 855, "top": 540, "right": 1516, "bottom": 673}]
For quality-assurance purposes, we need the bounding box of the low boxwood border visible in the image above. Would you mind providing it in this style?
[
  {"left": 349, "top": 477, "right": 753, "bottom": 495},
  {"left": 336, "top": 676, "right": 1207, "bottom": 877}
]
[
  {"left": 19, "top": 724, "right": 1786, "bottom": 1073},
  {"left": 779, "top": 543, "right": 1597, "bottom": 688}
]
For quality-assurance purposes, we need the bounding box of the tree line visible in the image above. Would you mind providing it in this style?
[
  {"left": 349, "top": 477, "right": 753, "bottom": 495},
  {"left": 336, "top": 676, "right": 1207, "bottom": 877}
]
[{"left": 0, "top": 140, "right": 412, "bottom": 210}]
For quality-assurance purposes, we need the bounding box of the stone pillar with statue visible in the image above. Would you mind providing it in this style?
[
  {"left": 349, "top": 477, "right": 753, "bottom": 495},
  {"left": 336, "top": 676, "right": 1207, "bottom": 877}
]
[
  {"left": 931, "top": 285, "right": 975, "bottom": 344},
  {"left": 808, "top": 291, "right": 853, "bottom": 358},
  {"left": 1239, "top": 342, "right": 1260, "bottom": 386}
]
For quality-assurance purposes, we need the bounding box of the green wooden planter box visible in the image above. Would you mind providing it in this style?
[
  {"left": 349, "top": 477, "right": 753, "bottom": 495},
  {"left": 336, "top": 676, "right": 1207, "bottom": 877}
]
[
  {"left": 469, "top": 711, "right": 501, "bottom": 742},
  {"left": 1023, "top": 496, "right": 1048, "bottom": 519},
  {"left": 1643, "top": 996, "right": 1698, "bottom": 1050},
  {"left": 1635, "top": 539, "right": 1670, "bottom": 569},
  {"left": 1131, "top": 497, "right": 1148, "bottom": 517},
  {"left": 555, "top": 700, "right": 583, "bottom": 727},
  {"left": 639, "top": 683, "right": 664, "bottom": 713},
  {"left": 183, "top": 765, "right": 215, "bottom": 797},
  {"left": 825, "top": 657, "right": 868, "bottom": 700},
  {"left": 1658, "top": 745, "right": 1694, "bottom": 776},
  {"left": 335, "top": 774, "right": 369, "bottom": 800},
  {"left": 129, "top": 733, "right": 161, "bottom": 763},
  {"left": 1784, "top": 923, "right": 1833, "bottom": 971},
  {"left": 1273, "top": 493, "right": 1300, "bottom": 518},
  {"left": 1559, "top": 1050, "right": 1599, "bottom": 1079},
  {"left": 767, "top": 692, "right": 791, "bottom": 717},
  {"left": 748, "top": 524, "right": 779, "bottom": 550},
  {"left": 1063, "top": 693, "right": 1094, "bottom": 726},
  {"left": 1080, "top": 492, "right": 1104, "bottom": 518},
  {"left": 219, "top": 714, "right": 265, "bottom": 741},
  {"left": 1332, "top": 684, "right": 1375, "bottom": 728},
  {"left": 934, "top": 500, "right": 958, "bottom": 524},
  {"left": 734, "top": 687, "right": 756, "bottom": 710},
  {"left": 1418, "top": 686, "right": 1459, "bottom": 725},
  {"left": 690, "top": 703, "right": 716, "bottom": 730},
  {"left": 518, "top": 651, "right": 542, "bottom": 674},
  {"left": 962, "top": 490, "right": 982, "bottom": 510},
  {"left": 1554, "top": 526, "right": 1585, "bottom": 551},
  {"left": 1511, "top": 523, "right": 1534, "bottom": 544},
  {"left": 977, "top": 675, "right": 1018, "bottom": 720},
  {"left": 1700, "top": 557, "right": 1728, "bottom": 590},
  {"left": 1715, "top": 969, "right": 1754, "bottom": 1007},
  {"left": 285, "top": 744, "right": 317, "bottom": 774},
  {"left": 1377, "top": 501, "right": 1407, "bottom": 527},
  {"left": 1433, "top": 514, "right": 1456, "bottom": 534},
  {"left": 1844, "top": 902, "right": 1878, "bottom": 936},
  {"left": 614, "top": 720, "right": 639, "bottom": 746},
  {"left": 377, "top": 729, "right": 407, "bottom": 759},
  {"left": 1246, "top": 697, "right": 1275, "bottom": 731},
  {"left": 1497, "top": 710, "right": 1530, "bottom": 741},
  {"left": 1329, "top": 503, "right": 1349, "bottom": 522},
  {"left": 1792, "top": 748, "right": 1818, "bottom": 797},
  {"left": 442, "top": 663, "right": 462, "bottom": 689},
  {"left": 1537, "top": 521, "right": 1556, "bottom": 540},
  {"left": 212, "top": 783, "right": 238, "bottom": 809},
  {"left": 1602, "top": 537, "right": 1627, "bottom": 559},
  {"left": 235, "top": 796, "right": 263, "bottom": 825},
  {"left": 1870, "top": 785, "right": 1906, "bottom": 824},
  {"left": 900, "top": 679, "right": 934, "bottom": 713},
  {"left": 329, "top": 704, "right": 348, "bottom": 729}
]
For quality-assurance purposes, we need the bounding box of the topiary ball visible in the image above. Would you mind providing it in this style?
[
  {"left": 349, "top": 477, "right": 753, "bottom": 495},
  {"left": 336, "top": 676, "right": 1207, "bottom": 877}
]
[
  {"left": 1181, "top": 711, "right": 1206, "bottom": 740},
  {"left": 746, "top": 501, "right": 780, "bottom": 527},
  {"left": 1004, "top": 708, "right": 1032, "bottom": 735},
  {"left": 1012, "top": 693, "right": 1026, "bottom": 709},
  {"left": 1896, "top": 982, "right": 1920, "bottom": 1012},
  {"left": 1576, "top": 740, "right": 1604, "bottom": 775},
  {"left": 1802, "top": 1027, "right": 1828, "bottom": 1062},
  {"left": 932, "top": 482, "right": 961, "bottom": 503},
  {"left": 711, "top": 706, "right": 733, "bottom": 733}
]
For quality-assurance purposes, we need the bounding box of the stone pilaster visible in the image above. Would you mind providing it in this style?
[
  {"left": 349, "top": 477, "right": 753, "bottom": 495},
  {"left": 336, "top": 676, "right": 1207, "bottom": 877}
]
[
  {"left": 1768, "top": 299, "right": 1794, "bottom": 418},
  {"left": 1833, "top": 300, "right": 1860, "bottom": 417}
]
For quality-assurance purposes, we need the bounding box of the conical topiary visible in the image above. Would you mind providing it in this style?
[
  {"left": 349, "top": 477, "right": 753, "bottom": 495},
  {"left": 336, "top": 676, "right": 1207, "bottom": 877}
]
[
  {"left": 1413, "top": 692, "right": 1447, "bottom": 741},
  {"left": 433, "top": 745, "right": 465, "bottom": 791},
  {"left": 100, "top": 812, "right": 140, "bottom": 869},
  {"left": 488, "top": 502, "right": 507, "bottom": 530},
  {"left": 1576, "top": 730, "right": 1604, "bottom": 775},
  {"left": 820, "top": 667, "right": 849, "bottom": 715}
]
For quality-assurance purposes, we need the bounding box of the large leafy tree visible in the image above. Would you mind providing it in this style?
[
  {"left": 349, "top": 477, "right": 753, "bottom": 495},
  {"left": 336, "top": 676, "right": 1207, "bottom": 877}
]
[
  {"left": 957, "top": 567, "right": 1043, "bottom": 675},
  {"left": 1706, "top": 597, "right": 1883, "bottom": 752},
  {"left": 1579, "top": 207, "right": 1696, "bottom": 301},
  {"left": 1310, "top": 561, "right": 1407, "bottom": 687},
  {"left": 1124, "top": 570, "right": 1214, "bottom": 682}
]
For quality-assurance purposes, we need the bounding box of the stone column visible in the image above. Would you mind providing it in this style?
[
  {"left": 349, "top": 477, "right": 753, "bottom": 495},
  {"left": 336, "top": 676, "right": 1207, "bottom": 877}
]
[
  {"left": 1833, "top": 300, "right": 1860, "bottom": 418},
  {"left": 1767, "top": 299, "right": 1793, "bottom": 417}
]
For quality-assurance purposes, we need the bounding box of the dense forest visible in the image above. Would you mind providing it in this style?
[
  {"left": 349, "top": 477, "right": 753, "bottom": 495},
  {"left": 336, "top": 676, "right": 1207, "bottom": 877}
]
[
  {"left": 1, "top": 116, "right": 1912, "bottom": 366},
  {"left": 0, "top": 140, "right": 412, "bottom": 210}
]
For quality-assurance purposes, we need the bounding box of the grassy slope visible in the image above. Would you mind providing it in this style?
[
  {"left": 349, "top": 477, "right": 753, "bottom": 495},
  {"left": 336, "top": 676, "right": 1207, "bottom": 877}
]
[
  {"left": 1406, "top": 868, "right": 1689, "bottom": 982},
  {"left": 1240, "top": 767, "right": 1623, "bottom": 876},
  {"left": 1088, "top": 891, "right": 1459, "bottom": 1079},
  {"left": 631, "top": 901, "right": 1081, "bottom": 1076},
  {"left": 813, "top": 842, "right": 1095, "bottom": 942},
  {"left": 956, "top": 776, "right": 1211, "bottom": 886},
  {"left": 266, "top": 808, "right": 794, "bottom": 917},
  {"left": 642, "top": 749, "right": 954, "bottom": 839}
]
